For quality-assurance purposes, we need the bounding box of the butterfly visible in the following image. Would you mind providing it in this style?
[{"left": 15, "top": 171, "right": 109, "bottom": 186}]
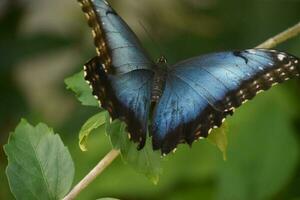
[{"left": 78, "top": 0, "right": 300, "bottom": 154}]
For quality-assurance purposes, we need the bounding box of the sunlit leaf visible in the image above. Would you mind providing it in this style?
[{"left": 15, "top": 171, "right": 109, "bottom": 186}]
[
  {"left": 79, "top": 112, "right": 107, "bottom": 151},
  {"left": 65, "top": 70, "right": 98, "bottom": 107},
  {"left": 4, "top": 119, "right": 75, "bottom": 200},
  {"left": 106, "top": 117, "right": 162, "bottom": 184},
  {"left": 208, "top": 123, "right": 228, "bottom": 160}
]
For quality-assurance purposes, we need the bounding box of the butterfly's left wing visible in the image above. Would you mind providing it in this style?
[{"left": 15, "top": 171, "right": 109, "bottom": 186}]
[{"left": 152, "top": 49, "right": 300, "bottom": 154}]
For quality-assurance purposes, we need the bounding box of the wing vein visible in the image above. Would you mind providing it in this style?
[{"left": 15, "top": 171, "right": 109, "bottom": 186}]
[{"left": 172, "top": 73, "right": 219, "bottom": 110}]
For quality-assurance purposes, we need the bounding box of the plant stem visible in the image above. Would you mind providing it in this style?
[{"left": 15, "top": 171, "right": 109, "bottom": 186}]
[
  {"left": 63, "top": 149, "right": 120, "bottom": 200},
  {"left": 256, "top": 21, "right": 300, "bottom": 48}
]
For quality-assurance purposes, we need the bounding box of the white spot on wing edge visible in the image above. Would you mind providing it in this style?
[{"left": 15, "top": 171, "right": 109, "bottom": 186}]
[
  {"left": 256, "top": 89, "right": 264, "bottom": 94},
  {"left": 284, "top": 61, "right": 292, "bottom": 66},
  {"left": 272, "top": 82, "right": 278, "bottom": 86},
  {"left": 277, "top": 54, "right": 286, "bottom": 61},
  {"left": 280, "top": 72, "right": 286, "bottom": 76},
  {"left": 242, "top": 99, "right": 248, "bottom": 104}
]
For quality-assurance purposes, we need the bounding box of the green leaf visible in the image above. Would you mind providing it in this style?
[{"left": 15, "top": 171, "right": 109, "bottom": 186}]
[
  {"left": 208, "top": 123, "right": 228, "bottom": 160},
  {"left": 106, "top": 116, "right": 162, "bottom": 184},
  {"left": 65, "top": 70, "right": 98, "bottom": 107},
  {"left": 124, "top": 137, "right": 162, "bottom": 184},
  {"left": 4, "top": 119, "right": 75, "bottom": 200},
  {"left": 79, "top": 112, "right": 107, "bottom": 151}
]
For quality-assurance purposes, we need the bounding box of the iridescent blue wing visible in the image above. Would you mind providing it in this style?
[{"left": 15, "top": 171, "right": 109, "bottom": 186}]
[
  {"left": 79, "top": 0, "right": 154, "bottom": 148},
  {"left": 152, "top": 49, "right": 300, "bottom": 154}
]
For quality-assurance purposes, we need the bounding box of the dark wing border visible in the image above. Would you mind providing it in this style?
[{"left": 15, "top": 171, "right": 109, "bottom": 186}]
[{"left": 78, "top": 0, "right": 113, "bottom": 72}]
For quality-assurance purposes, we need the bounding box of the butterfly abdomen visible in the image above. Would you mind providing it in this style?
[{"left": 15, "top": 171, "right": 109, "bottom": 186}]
[{"left": 151, "top": 69, "right": 167, "bottom": 102}]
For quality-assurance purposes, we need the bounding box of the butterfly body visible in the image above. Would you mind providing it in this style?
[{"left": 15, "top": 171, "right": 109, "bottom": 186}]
[
  {"left": 151, "top": 57, "right": 168, "bottom": 102},
  {"left": 79, "top": 0, "right": 300, "bottom": 154}
]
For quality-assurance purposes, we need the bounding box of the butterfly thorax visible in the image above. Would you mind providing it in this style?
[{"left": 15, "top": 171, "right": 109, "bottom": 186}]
[{"left": 151, "top": 56, "right": 168, "bottom": 102}]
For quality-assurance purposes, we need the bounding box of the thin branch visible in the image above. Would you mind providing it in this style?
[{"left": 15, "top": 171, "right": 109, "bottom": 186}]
[
  {"left": 63, "top": 149, "right": 120, "bottom": 200},
  {"left": 62, "top": 20, "right": 300, "bottom": 200},
  {"left": 256, "top": 21, "right": 300, "bottom": 48}
]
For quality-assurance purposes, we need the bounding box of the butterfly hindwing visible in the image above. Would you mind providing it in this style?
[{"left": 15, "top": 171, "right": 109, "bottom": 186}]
[
  {"left": 84, "top": 57, "right": 154, "bottom": 148},
  {"left": 152, "top": 49, "right": 300, "bottom": 154},
  {"left": 80, "top": 0, "right": 154, "bottom": 148}
]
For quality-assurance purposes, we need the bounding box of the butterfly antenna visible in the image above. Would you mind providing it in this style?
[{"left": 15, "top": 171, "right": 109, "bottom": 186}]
[{"left": 139, "top": 21, "right": 166, "bottom": 61}]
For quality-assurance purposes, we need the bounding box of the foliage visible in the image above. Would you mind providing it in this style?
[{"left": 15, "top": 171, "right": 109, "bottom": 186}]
[
  {"left": 65, "top": 71, "right": 99, "bottom": 107},
  {"left": 106, "top": 117, "right": 162, "bottom": 184},
  {"left": 208, "top": 123, "right": 228, "bottom": 160},
  {"left": 79, "top": 112, "right": 106, "bottom": 151},
  {"left": 4, "top": 119, "right": 74, "bottom": 200}
]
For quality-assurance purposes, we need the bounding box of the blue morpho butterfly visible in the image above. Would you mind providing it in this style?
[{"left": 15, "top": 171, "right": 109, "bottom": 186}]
[{"left": 78, "top": 0, "right": 300, "bottom": 154}]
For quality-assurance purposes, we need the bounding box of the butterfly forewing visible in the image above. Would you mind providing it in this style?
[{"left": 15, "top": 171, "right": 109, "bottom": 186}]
[{"left": 78, "top": 0, "right": 153, "bottom": 74}]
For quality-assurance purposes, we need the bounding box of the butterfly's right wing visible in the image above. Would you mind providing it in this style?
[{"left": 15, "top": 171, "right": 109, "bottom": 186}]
[
  {"left": 79, "top": 0, "right": 154, "bottom": 148},
  {"left": 152, "top": 49, "right": 300, "bottom": 154}
]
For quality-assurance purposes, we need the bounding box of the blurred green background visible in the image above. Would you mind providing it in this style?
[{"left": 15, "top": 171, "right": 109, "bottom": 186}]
[{"left": 1, "top": 0, "right": 300, "bottom": 199}]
